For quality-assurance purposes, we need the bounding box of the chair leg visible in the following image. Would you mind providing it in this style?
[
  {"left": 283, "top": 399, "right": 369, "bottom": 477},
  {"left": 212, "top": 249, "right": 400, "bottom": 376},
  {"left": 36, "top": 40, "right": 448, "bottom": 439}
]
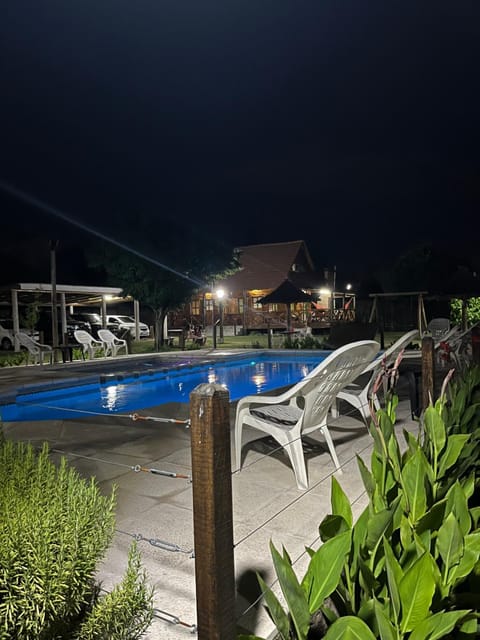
[
  {"left": 282, "top": 436, "right": 309, "bottom": 490},
  {"left": 320, "top": 425, "right": 342, "bottom": 473},
  {"left": 234, "top": 420, "right": 244, "bottom": 471}
]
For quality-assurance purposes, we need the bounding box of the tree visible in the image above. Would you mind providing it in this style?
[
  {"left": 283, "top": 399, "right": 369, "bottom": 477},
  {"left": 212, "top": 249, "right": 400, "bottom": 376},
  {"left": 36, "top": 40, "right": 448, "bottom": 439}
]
[{"left": 88, "top": 214, "right": 238, "bottom": 349}]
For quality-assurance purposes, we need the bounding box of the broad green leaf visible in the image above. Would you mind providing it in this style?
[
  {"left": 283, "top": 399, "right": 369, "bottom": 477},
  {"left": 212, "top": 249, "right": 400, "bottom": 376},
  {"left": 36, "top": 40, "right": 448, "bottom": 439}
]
[
  {"left": 408, "top": 609, "right": 472, "bottom": 640},
  {"left": 350, "top": 507, "right": 368, "bottom": 574},
  {"left": 256, "top": 573, "right": 290, "bottom": 640},
  {"left": 403, "top": 428, "right": 420, "bottom": 457},
  {"left": 319, "top": 514, "right": 349, "bottom": 542},
  {"left": 437, "top": 512, "right": 464, "bottom": 582},
  {"left": 415, "top": 499, "right": 447, "bottom": 536},
  {"left": 270, "top": 542, "right": 310, "bottom": 639},
  {"left": 401, "top": 449, "right": 429, "bottom": 522},
  {"left": 356, "top": 455, "right": 375, "bottom": 498},
  {"left": 449, "top": 532, "right": 480, "bottom": 584},
  {"left": 374, "top": 599, "right": 397, "bottom": 640},
  {"left": 471, "top": 506, "right": 480, "bottom": 529},
  {"left": 302, "top": 530, "right": 351, "bottom": 613},
  {"left": 331, "top": 476, "right": 353, "bottom": 528},
  {"left": 387, "top": 432, "right": 401, "bottom": 477},
  {"left": 365, "top": 505, "right": 397, "bottom": 553},
  {"left": 399, "top": 513, "right": 413, "bottom": 551},
  {"left": 437, "top": 434, "right": 470, "bottom": 478},
  {"left": 423, "top": 405, "right": 446, "bottom": 464},
  {"left": 383, "top": 537, "right": 402, "bottom": 623},
  {"left": 323, "top": 615, "right": 377, "bottom": 639},
  {"left": 399, "top": 552, "right": 435, "bottom": 633},
  {"left": 459, "top": 616, "right": 478, "bottom": 633}
]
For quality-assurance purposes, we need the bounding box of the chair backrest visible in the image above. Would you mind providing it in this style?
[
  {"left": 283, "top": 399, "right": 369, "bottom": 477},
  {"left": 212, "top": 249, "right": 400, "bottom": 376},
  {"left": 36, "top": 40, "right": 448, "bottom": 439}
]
[
  {"left": 426, "top": 318, "right": 450, "bottom": 340},
  {"left": 296, "top": 340, "right": 380, "bottom": 432},
  {"left": 16, "top": 331, "right": 41, "bottom": 353},
  {"left": 364, "top": 329, "right": 419, "bottom": 374},
  {"left": 98, "top": 329, "right": 116, "bottom": 343},
  {"left": 74, "top": 329, "right": 96, "bottom": 345}
]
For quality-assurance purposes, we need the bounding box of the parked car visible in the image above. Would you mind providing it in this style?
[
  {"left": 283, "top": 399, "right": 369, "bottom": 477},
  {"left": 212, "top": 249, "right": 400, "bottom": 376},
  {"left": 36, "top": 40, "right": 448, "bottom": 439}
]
[
  {"left": 106, "top": 315, "right": 150, "bottom": 339},
  {"left": 0, "top": 320, "right": 40, "bottom": 350},
  {"left": 68, "top": 312, "right": 103, "bottom": 337},
  {"left": 36, "top": 312, "right": 92, "bottom": 344}
]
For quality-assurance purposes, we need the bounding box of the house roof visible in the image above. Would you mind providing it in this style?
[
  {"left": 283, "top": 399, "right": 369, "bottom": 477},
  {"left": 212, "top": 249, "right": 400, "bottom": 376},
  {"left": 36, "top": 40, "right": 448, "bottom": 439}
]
[{"left": 218, "top": 240, "right": 319, "bottom": 293}]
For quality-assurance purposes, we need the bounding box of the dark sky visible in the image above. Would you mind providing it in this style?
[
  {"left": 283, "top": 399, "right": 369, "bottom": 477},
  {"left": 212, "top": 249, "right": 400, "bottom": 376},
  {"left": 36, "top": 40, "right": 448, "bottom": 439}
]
[{"left": 1, "top": 0, "right": 479, "bottom": 283}]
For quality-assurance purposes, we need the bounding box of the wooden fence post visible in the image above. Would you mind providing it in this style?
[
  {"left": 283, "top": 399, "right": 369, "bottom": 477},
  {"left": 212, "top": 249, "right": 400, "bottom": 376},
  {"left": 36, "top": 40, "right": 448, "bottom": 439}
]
[
  {"left": 190, "top": 383, "right": 236, "bottom": 640},
  {"left": 421, "top": 335, "right": 435, "bottom": 410}
]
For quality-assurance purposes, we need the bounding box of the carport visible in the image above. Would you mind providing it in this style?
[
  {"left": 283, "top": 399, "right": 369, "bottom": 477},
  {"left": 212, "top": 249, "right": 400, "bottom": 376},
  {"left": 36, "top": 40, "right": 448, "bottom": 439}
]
[{"left": 0, "top": 282, "right": 140, "bottom": 350}]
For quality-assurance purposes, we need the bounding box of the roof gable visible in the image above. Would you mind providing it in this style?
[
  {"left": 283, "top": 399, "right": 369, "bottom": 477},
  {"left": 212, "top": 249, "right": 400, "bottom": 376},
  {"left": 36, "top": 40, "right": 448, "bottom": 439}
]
[{"left": 219, "top": 240, "right": 316, "bottom": 292}]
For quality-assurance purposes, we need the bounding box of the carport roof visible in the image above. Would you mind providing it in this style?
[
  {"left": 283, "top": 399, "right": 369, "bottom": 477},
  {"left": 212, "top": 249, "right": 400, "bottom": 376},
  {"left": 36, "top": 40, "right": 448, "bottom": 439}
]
[{"left": 0, "top": 283, "right": 130, "bottom": 307}]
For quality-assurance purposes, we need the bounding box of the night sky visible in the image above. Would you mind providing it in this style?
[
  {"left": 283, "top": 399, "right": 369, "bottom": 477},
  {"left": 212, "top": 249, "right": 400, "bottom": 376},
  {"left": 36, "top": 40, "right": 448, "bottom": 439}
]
[{"left": 1, "top": 1, "right": 479, "bottom": 283}]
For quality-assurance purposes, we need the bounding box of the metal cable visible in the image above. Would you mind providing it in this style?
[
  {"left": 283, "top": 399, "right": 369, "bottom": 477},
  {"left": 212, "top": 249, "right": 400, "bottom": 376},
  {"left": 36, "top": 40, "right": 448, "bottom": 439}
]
[
  {"left": 50, "top": 448, "right": 192, "bottom": 480},
  {"left": 116, "top": 529, "right": 194, "bottom": 557}
]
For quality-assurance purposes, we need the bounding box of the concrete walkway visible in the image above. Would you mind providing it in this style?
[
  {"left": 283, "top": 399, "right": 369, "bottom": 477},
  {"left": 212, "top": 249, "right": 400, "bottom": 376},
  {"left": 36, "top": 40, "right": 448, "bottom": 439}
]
[{"left": 0, "top": 351, "right": 419, "bottom": 639}]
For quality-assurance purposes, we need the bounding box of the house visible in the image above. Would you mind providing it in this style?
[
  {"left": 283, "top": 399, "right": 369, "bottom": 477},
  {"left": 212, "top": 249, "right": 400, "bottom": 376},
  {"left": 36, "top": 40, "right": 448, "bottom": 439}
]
[{"left": 169, "top": 240, "right": 356, "bottom": 334}]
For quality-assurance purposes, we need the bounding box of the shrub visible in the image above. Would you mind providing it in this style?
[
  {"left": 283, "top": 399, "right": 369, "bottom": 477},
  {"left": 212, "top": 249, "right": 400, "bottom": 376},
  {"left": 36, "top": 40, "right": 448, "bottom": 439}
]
[
  {"left": 241, "top": 365, "right": 480, "bottom": 639},
  {"left": 0, "top": 436, "right": 154, "bottom": 639},
  {"left": 451, "top": 297, "right": 480, "bottom": 326}
]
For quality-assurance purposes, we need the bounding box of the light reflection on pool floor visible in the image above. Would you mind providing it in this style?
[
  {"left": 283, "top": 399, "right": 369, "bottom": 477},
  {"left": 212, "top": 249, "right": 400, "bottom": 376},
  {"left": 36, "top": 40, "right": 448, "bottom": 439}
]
[{"left": 3, "top": 353, "right": 328, "bottom": 422}]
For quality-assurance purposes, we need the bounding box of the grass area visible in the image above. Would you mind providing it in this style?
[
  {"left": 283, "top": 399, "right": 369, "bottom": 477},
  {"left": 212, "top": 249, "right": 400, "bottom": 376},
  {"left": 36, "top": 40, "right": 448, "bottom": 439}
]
[{"left": 0, "top": 332, "right": 420, "bottom": 367}]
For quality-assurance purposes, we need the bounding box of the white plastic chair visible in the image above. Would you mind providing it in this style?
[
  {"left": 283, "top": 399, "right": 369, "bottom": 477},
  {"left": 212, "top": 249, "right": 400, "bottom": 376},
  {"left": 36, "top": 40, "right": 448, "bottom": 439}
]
[
  {"left": 426, "top": 318, "right": 450, "bottom": 342},
  {"left": 74, "top": 329, "right": 104, "bottom": 360},
  {"left": 333, "top": 329, "right": 419, "bottom": 424},
  {"left": 15, "top": 332, "right": 53, "bottom": 365},
  {"left": 97, "top": 329, "right": 128, "bottom": 357},
  {"left": 234, "top": 340, "right": 380, "bottom": 490}
]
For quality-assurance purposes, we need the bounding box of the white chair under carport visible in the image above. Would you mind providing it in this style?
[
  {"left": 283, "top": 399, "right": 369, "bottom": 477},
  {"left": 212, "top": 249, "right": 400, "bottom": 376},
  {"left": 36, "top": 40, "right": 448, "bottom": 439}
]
[
  {"left": 97, "top": 329, "right": 128, "bottom": 357},
  {"left": 74, "top": 330, "right": 104, "bottom": 360}
]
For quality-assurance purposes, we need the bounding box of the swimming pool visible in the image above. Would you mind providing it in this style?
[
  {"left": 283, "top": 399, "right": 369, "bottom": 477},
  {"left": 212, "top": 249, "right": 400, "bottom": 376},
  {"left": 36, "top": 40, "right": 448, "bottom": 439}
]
[{"left": 1, "top": 351, "right": 328, "bottom": 422}]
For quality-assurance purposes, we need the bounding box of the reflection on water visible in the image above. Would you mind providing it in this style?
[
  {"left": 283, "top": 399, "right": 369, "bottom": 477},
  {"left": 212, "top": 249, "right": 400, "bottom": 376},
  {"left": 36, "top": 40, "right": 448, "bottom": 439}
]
[{"left": 8, "top": 354, "right": 327, "bottom": 421}]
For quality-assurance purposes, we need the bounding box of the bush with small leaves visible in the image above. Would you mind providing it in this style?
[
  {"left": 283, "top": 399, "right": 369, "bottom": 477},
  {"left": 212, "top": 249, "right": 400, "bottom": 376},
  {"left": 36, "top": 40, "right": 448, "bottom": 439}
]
[{"left": 0, "top": 436, "right": 153, "bottom": 639}]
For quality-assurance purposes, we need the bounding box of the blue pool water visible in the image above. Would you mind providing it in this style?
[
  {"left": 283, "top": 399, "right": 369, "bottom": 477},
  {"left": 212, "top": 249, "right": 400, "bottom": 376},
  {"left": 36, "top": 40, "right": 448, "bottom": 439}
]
[{"left": 2, "top": 352, "right": 328, "bottom": 422}]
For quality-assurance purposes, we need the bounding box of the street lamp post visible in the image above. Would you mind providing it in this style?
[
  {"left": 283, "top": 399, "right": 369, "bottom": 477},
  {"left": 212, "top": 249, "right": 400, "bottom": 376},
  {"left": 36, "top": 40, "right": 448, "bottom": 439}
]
[{"left": 216, "top": 288, "right": 225, "bottom": 343}]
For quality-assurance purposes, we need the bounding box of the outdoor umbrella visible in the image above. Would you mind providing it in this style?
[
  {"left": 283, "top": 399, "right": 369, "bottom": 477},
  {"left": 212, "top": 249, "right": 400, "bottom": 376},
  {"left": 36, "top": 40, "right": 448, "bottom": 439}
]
[{"left": 259, "top": 279, "right": 314, "bottom": 331}]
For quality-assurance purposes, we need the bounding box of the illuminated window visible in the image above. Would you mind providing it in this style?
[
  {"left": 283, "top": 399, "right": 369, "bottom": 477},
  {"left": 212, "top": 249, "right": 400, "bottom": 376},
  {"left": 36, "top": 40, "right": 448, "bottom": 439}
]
[
  {"left": 237, "top": 298, "right": 244, "bottom": 313},
  {"left": 205, "top": 299, "right": 213, "bottom": 311},
  {"left": 252, "top": 297, "right": 263, "bottom": 309},
  {"left": 191, "top": 300, "right": 200, "bottom": 315}
]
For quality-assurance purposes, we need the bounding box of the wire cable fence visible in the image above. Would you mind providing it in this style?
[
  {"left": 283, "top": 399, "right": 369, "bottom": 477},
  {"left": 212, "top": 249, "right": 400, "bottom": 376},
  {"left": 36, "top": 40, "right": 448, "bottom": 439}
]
[{"left": 2, "top": 349, "right": 420, "bottom": 639}]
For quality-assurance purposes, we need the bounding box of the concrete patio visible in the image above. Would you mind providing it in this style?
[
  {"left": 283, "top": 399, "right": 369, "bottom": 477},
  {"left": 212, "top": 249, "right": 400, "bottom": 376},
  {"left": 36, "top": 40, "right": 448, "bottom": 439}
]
[{"left": 0, "top": 351, "right": 420, "bottom": 639}]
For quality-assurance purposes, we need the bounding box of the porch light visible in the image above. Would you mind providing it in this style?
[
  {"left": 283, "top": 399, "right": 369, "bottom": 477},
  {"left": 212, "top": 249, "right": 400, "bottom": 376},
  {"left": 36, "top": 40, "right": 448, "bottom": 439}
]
[{"left": 319, "top": 288, "right": 331, "bottom": 296}]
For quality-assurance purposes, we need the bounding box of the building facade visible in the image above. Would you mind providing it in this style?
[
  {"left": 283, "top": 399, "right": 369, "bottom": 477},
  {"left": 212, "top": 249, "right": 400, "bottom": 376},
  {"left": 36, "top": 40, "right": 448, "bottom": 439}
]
[{"left": 169, "top": 240, "right": 355, "bottom": 334}]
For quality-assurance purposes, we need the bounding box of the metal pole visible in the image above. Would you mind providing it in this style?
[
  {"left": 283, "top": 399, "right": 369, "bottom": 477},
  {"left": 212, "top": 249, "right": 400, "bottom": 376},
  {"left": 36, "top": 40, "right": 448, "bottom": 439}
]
[
  {"left": 50, "top": 240, "right": 59, "bottom": 350},
  {"left": 219, "top": 300, "right": 224, "bottom": 342}
]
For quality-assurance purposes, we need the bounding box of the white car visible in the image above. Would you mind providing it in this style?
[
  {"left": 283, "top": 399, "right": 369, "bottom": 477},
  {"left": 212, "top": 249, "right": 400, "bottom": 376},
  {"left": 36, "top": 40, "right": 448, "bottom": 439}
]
[
  {"left": 105, "top": 315, "right": 150, "bottom": 339},
  {"left": 0, "top": 320, "right": 40, "bottom": 350}
]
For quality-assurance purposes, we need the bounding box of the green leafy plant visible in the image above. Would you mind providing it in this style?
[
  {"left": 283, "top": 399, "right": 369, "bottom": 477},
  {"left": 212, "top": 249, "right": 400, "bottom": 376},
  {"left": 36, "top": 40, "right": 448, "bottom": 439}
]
[
  {"left": 241, "top": 365, "right": 480, "bottom": 639},
  {"left": 0, "top": 436, "right": 153, "bottom": 639},
  {"left": 451, "top": 298, "right": 480, "bottom": 326}
]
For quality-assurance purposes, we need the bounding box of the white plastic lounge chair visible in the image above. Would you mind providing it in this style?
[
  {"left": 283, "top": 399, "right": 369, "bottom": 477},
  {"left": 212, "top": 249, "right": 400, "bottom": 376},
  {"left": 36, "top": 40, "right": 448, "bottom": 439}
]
[
  {"left": 436, "top": 322, "right": 479, "bottom": 370},
  {"left": 97, "top": 328, "right": 128, "bottom": 357},
  {"left": 234, "top": 340, "right": 380, "bottom": 490},
  {"left": 74, "top": 329, "right": 104, "bottom": 360},
  {"left": 426, "top": 317, "right": 450, "bottom": 342},
  {"left": 332, "top": 329, "right": 419, "bottom": 424},
  {"left": 15, "top": 331, "right": 53, "bottom": 365}
]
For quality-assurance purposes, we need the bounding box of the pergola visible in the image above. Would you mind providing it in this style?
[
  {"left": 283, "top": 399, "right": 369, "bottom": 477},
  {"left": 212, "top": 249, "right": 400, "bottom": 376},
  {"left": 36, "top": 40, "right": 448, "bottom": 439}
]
[{"left": 0, "top": 282, "right": 137, "bottom": 349}]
